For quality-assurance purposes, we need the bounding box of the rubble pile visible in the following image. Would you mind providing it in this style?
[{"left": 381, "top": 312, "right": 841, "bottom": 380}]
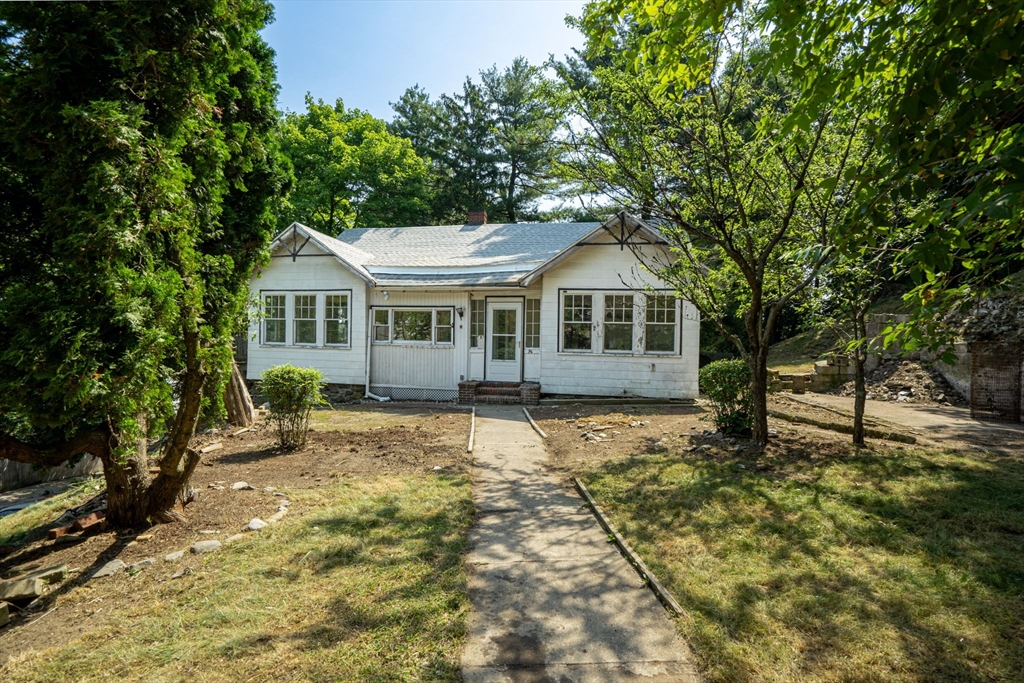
[{"left": 830, "top": 359, "right": 968, "bottom": 407}]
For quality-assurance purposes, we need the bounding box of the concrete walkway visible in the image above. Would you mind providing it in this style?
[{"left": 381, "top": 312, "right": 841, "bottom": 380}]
[{"left": 461, "top": 406, "right": 699, "bottom": 683}]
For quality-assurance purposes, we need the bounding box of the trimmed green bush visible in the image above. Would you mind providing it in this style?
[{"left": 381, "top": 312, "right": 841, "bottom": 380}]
[
  {"left": 259, "top": 365, "right": 327, "bottom": 448},
  {"left": 699, "top": 359, "right": 752, "bottom": 436}
]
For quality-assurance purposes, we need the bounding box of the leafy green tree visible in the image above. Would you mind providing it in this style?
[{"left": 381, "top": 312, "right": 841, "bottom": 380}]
[
  {"left": 583, "top": 0, "right": 1024, "bottom": 349},
  {"left": 390, "top": 57, "right": 562, "bottom": 224},
  {"left": 279, "top": 96, "right": 429, "bottom": 233},
  {"left": 559, "top": 20, "right": 875, "bottom": 447},
  {"left": 0, "top": 1, "right": 287, "bottom": 527}
]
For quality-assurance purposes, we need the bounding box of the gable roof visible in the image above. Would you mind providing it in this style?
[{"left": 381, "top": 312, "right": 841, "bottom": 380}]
[{"left": 268, "top": 213, "right": 666, "bottom": 288}]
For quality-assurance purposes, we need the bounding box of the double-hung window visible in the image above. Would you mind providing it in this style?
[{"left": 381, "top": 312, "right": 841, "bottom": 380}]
[
  {"left": 373, "top": 309, "right": 391, "bottom": 342},
  {"left": 264, "top": 295, "right": 286, "bottom": 344},
  {"left": 324, "top": 294, "right": 349, "bottom": 346},
  {"left": 562, "top": 294, "right": 593, "bottom": 351},
  {"left": 293, "top": 295, "right": 317, "bottom": 345},
  {"left": 645, "top": 294, "right": 677, "bottom": 353},
  {"left": 603, "top": 295, "right": 634, "bottom": 352}
]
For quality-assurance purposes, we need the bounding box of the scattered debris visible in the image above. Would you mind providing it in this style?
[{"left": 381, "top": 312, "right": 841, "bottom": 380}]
[
  {"left": 71, "top": 511, "right": 106, "bottom": 533},
  {"left": 207, "top": 484, "right": 224, "bottom": 490},
  {"left": 164, "top": 551, "right": 185, "bottom": 562},
  {"left": 231, "top": 482, "right": 254, "bottom": 491},
  {"left": 171, "top": 567, "right": 194, "bottom": 580},
  {"left": 831, "top": 359, "right": 967, "bottom": 406}
]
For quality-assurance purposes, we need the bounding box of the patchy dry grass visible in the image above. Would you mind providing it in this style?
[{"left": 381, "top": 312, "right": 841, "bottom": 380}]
[
  {"left": 1, "top": 475, "right": 474, "bottom": 682},
  {"left": 767, "top": 328, "right": 839, "bottom": 374},
  {"left": 0, "top": 479, "right": 99, "bottom": 547},
  {"left": 580, "top": 446, "right": 1024, "bottom": 682}
]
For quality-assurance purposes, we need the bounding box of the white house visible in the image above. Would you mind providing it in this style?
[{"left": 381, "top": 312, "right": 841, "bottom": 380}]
[{"left": 245, "top": 212, "right": 699, "bottom": 403}]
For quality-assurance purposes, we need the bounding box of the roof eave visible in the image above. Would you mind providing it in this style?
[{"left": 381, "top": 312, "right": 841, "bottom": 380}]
[
  {"left": 270, "top": 223, "right": 377, "bottom": 286},
  {"left": 519, "top": 213, "right": 667, "bottom": 286}
]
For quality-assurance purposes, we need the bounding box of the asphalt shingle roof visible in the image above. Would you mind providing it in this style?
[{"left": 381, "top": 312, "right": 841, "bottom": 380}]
[{"left": 332, "top": 222, "right": 601, "bottom": 269}]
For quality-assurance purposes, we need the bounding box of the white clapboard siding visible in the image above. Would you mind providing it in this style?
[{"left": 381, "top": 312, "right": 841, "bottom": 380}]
[
  {"left": 369, "top": 344, "right": 456, "bottom": 389},
  {"left": 246, "top": 242, "right": 369, "bottom": 385},
  {"left": 537, "top": 238, "right": 699, "bottom": 399}
]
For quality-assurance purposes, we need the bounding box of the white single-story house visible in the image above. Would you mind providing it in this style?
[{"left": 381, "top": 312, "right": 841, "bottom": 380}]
[{"left": 244, "top": 212, "right": 699, "bottom": 403}]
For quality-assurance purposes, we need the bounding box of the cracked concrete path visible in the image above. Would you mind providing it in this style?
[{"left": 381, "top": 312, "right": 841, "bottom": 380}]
[{"left": 461, "top": 405, "right": 700, "bottom": 683}]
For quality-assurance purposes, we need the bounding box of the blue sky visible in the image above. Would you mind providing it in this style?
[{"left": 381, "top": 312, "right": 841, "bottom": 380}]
[{"left": 263, "top": 0, "right": 587, "bottom": 120}]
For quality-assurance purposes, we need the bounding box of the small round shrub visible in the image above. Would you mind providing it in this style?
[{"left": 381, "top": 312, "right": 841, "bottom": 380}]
[
  {"left": 259, "top": 364, "right": 327, "bottom": 448},
  {"left": 699, "top": 359, "right": 752, "bottom": 436}
]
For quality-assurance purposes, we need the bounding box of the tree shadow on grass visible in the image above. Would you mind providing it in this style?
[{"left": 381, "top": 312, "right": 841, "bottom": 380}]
[
  {"left": 225, "top": 482, "right": 473, "bottom": 681},
  {"left": 584, "top": 448, "right": 1024, "bottom": 682}
]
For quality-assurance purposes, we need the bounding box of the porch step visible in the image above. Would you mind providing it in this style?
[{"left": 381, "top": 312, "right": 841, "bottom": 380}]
[
  {"left": 476, "top": 386, "right": 522, "bottom": 397},
  {"left": 458, "top": 381, "right": 540, "bottom": 406}
]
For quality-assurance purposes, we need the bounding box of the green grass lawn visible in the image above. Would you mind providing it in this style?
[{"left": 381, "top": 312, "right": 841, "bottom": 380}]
[
  {"left": 2, "top": 475, "right": 474, "bottom": 682},
  {"left": 581, "top": 447, "right": 1024, "bottom": 682}
]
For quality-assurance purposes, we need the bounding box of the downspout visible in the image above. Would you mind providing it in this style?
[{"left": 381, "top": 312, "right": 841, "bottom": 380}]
[{"left": 364, "top": 296, "right": 389, "bottom": 402}]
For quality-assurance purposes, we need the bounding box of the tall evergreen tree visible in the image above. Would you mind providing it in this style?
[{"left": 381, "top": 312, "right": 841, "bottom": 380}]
[
  {"left": 0, "top": 1, "right": 287, "bottom": 526},
  {"left": 390, "top": 57, "right": 562, "bottom": 224}
]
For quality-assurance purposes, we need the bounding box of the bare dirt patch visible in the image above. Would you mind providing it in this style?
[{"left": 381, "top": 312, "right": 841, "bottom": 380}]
[{"left": 0, "top": 406, "right": 471, "bottom": 664}]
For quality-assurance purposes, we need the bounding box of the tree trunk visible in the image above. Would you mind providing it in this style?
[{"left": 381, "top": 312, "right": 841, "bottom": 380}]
[
  {"left": 749, "top": 343, "right": 771, "bottom": 448},
  {"left": 224, "top": 360, "right": 255, "bottom": 427},
  {"left": 100, "top": 427, "right": 153, "bottom": 528},
  {"left": 852, "top": 311, "right": 868, "bottom": 447}
]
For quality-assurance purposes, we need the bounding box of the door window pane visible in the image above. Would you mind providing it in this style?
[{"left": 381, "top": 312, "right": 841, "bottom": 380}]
[
  {"left": 264, "top": 295, "right": 285, "bottom": 344},
  {"left": 491, "top": 308, "right": 517, "bottom": 361},
  {"left": 525, "top": 299, "right": 540, "bottom": 349},
  {"left": 645, "top": 295, "right": 677, "bottom": 353},
  {"left": 325, "top": 294, "right": 348, "bottom": 345},
  {"left": 604, "top": 295, "right": 634, "bottom": 352},
  {"left": 393, "top": 310, "right": 432, "bottom": 342},
  {"left": 435, "top": 309, "right": 453, "bottom": 344},
  {"left": 294, "top": 295, "right": 316, "bottom": 345},
  {"left": 562, "top": 294, "right": 592, "bottom": 351}
]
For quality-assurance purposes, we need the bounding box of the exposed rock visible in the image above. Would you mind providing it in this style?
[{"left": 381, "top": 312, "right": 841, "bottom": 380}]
[
  {"left": 89, "top": 559, "right": 127, "bottom": 579},
  {"left": 246, "top": 518, "right": 267, "bottom": 531},
  {"left": 225, "top": 533, "right": 247, "bottom": 544},
  {"left": 127, "top": 558, "right": 155, "bottom": 573},
  {"left": 830, "top": 358, "right": 967, "bottom": 406},
  {"left": 191, "top": 540, "right": 222, "bottom": 554},
  {"left": 0, "top": 602, "right": 8, "bottom": 627},
  {"left": 0, "top": 577, "right": 44, "bottom": 601},
  {"left": 22, "top": 564, "right": 68, "bottom": 584},
  {"left": 231, "top": 482, "right": 254, "bottom": 491},
  {"left": 268, "top": 509, "right": 287, "bottom": 524},
  {"left": 164, "top": 550, "right": 185, "bottom": 562}
]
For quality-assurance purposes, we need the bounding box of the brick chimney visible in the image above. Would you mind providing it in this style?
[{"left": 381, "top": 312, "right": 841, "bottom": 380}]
[{"left": 467, "top": 210, "right": 487, "bottom": 225}]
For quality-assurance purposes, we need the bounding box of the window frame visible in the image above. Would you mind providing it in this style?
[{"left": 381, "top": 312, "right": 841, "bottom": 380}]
[
  {"left": 262, "top": 293, "right": 287, "bottom": 345},
  {"left": 372, "top": 307, "right": 456, "bottom": 346},
  {"left": 469, "top": 299, "right": 485, "bottom": 349},
  {"left": 644, "top": 294, "right": 678, "bottom": 355},
  {"left": 323, "top": 292, "right": 350, "bottom": 347},
  {"left": 524, "top": 298, "right": 540, "bottom": 349},
  {"left": 558, "top": 288, "right": 683, "bottom": 357},
  {"left": 561, "top": 292, "right": 594, "bottom": 353},
  {"left": 603, "top": 294, "right": 635, "bottom": 353}
]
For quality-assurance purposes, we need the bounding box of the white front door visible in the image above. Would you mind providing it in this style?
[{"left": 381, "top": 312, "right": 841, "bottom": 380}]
[{"left": 485, "top": 301, "right": 522, "bottom": 382}]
